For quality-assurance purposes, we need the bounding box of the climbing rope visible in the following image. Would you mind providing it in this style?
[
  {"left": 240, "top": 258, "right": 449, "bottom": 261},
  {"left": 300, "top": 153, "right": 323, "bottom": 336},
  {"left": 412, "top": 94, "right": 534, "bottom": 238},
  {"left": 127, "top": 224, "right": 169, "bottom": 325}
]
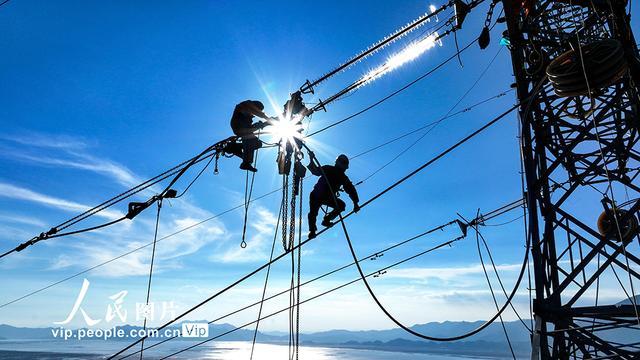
[
  {"left": 115, "top": 198, "right": 523, "bottom": 359},
  {"left": 108, "top": 103, "right": 521, "bottom": 359},
  {"left": 249, "top": 205, "right": 282, "bottom": 360},
  {"left": 139, "top": 199, "right": 162, "bottom": 360},
  {"left": 241, "top": 131, "right": 261, "bottom": 248}
]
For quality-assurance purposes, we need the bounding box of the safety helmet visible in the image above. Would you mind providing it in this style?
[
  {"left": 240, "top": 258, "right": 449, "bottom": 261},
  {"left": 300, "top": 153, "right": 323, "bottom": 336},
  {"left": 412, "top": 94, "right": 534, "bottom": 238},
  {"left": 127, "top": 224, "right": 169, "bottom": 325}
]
[
  {"left": 250, "top": 100, "right": 265, "bottom": 111},
  {"left": 335, "top": 154, "right": 349, "bottom": 170}
]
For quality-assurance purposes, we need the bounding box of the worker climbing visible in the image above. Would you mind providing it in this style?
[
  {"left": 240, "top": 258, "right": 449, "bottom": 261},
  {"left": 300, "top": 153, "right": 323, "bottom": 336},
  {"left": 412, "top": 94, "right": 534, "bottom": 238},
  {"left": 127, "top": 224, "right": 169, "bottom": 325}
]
[
  {"left": 229, "top": 100, "right": 274, "bottom": 172},
  {"left": 307, "top": 153, "right": 360, "bottom": 239}
]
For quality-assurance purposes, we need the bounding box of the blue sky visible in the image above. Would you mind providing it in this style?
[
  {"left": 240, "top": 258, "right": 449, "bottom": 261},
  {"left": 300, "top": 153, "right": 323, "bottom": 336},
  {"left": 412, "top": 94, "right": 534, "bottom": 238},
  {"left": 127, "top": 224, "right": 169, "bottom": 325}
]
[{"left": 1, "top": 0, "right": 638, "bottom": 336}]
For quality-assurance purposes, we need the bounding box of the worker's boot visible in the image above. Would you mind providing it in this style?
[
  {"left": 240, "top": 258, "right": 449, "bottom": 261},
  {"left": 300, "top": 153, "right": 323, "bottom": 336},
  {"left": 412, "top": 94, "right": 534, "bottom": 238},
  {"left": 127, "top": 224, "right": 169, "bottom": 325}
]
[
  {"left": 240, "top": 162, "right": 257, "bottom": 172},
  {"left": 321, "top": 216, "right": 333, "bottom": 228},
  {"left": 308, "top": 224, "right": 317, "bottom": 239}
]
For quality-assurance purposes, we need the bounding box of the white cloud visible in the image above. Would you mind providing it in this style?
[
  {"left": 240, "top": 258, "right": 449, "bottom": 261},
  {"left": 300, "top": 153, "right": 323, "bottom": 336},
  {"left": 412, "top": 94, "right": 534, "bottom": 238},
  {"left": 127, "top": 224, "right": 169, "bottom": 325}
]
[
  {"left": 5, "top": 151, "right": 140, "bottom": 188},
  {"left": 384, "top": 263, "right": 522, "bottom": 281},
  {"left": 0, "top": 182, "right": 123, "bottom": 220},
  {"left": 0, "top": 133, "right": 89, "bottom": 150},
  {"left": 0, "top": 213, "right": 46, "bottom": 227}
]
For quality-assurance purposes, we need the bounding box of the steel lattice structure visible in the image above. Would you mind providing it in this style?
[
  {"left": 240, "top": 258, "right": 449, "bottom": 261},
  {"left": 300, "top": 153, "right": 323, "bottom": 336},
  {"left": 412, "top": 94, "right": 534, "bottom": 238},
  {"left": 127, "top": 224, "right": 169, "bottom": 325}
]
[{"left": 502, "top": 0, "right": 640, "bottom": 358}]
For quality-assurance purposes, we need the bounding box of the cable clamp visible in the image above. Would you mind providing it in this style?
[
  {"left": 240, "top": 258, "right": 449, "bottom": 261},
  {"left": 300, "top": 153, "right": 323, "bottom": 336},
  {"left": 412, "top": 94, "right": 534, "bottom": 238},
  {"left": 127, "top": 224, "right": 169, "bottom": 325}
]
[
  {"left": 373, "top": 270, "right": 387, "bottom": 278},
  {"left": 300, "top": 79, "right": 315, "bottom": 95},
  {"left": 315, "top": 98, "right": 328, "bottom": 113},
  {"left": 126, "top": 190, "right": 177, "bottom": 219}
]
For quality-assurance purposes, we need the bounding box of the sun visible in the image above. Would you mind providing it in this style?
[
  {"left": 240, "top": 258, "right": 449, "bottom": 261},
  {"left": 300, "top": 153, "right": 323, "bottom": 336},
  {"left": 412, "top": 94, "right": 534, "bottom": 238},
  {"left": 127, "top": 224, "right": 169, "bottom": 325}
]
[{"left": 265, "top": 114, "right": 305, "bottom": 149}]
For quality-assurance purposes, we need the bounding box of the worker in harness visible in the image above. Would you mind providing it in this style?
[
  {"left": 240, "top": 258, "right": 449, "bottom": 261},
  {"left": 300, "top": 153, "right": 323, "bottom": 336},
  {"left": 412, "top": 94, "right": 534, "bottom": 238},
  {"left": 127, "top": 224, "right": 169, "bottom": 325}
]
[
  {"left": 230, "top": 100, "right": 273, "bottom": 172},
  {"left": 307, "top": 153, "right": 360, "bottom": 238}
]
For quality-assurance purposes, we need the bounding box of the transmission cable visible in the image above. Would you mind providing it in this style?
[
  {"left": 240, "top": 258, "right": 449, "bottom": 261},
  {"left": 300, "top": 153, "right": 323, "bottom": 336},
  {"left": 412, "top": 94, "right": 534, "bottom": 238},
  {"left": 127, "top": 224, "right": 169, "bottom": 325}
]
[
  {"left": 107, "top": 103, "right": 521, "bottom": 359},
  {"left": 477, "top": 224, "right": 532, "bottom": 332},
  {"left": 0, "top": 137, "right": 235, "bottom": 259},
  {"left": 120, "top": 199, "right": 531, "bottom": 358},
  {"left": 3, "top": 22, "right": 503, "bottom": 260},
  {"left": 0, "top": 87, "right": 510, "bottom": 308},
  {"left": 116, "top": 218, "right": 465, "bottom": 359},
  {"left": 474, "top": 225, "right": 517, "bottom": 359},
  {"left": 299, "top": 0, "right": 455, "bottom": 93},
  {"left": 139, "top": 200, "right": 162, "bottom": 360},
  {"left": 249, "top": 204, "right": 281, "bottom": 360},
  {"left": 355, "top": 47, "right": 504, "bottom": 185},
  {"left": 125, "top": 234, "right": 466, "bottom": 360},
  {"left": 298, "top": 99, "right": 535, "bottom": 342}
]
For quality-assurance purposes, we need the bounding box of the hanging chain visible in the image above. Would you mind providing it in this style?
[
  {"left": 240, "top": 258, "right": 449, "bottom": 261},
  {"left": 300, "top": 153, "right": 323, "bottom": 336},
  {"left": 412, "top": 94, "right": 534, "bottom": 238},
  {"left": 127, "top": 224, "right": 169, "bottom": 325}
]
[
  {"left": 289, "top": 179, "right": 297, "bottom": 251},
  {"left": 295, "top": 179, "right": 303, "bottom": 360},
  {"left": 281, "top": 175, "right": 290, "bottom": 251}
]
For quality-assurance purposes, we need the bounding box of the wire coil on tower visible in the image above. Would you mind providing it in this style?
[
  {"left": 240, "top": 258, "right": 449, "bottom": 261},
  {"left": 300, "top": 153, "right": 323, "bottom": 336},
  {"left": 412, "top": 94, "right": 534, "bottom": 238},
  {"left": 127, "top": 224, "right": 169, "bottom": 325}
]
[{"left": 546, "top": 39, "right": 628, "bottom": 97}]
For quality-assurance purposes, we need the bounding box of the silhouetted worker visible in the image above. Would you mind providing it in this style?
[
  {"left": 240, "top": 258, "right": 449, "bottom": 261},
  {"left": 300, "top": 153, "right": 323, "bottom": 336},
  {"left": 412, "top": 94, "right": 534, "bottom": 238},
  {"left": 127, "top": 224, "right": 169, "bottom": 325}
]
[
  {"left": 230, "top": 100, "right": 272, "bottom": 172},
  {"left": 307, "top": 154, "right": 360, "bottom": 238}
]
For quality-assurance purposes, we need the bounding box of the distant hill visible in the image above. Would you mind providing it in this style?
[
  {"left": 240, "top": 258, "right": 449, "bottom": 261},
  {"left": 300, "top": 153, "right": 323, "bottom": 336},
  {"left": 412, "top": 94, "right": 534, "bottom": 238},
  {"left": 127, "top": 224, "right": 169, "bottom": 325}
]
[
  {"left": 616, "top": 295, "right": 640, "bottom": 305},
  {"left": 0, "top": 320, "right": 530, "bottom": 357},
  {"left": 1, "top": 314, "right": 636, "bottom": 358}
]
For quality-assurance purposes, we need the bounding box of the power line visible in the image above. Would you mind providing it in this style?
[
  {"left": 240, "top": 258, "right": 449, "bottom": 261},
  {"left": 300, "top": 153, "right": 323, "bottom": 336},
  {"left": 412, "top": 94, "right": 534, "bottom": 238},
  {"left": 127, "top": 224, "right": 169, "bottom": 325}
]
[
  {"left": 474, "top": 225, "right": 517, "bottom": 359},
  {"left": 354, "top": 47, "right": 505, "bottom": 185},
  {"left": 300, "top": 0, "right": 455, "bottom": 93},
  {"left": 0, "top": 84, "right": 511, "bottom": 308},
  {"left": 117, "top": 216, "right": 470, "bottom": 359},
  {"left": 307, "top": 36, "right": 476, "bottom": 137},
  {"left": 304, "top": 123, "right": 531, "bottom": 342},
  {"left": 0, "top": 187, "right": 282, "bottom": 309},
  {"left": 0, "top": 138, "right": 235, "bottom": 259},
  {"left": 1, "top": 20, "right": 506, "bottom": 260},
  {"left": 108, "top": 104, "right": 519, "bottom": 359},
  {"left": 121, "top": 234, "right": 467, "bottom": 359},
  {"left": 120, "top": 199, "right": 523, "bottom": 359}
]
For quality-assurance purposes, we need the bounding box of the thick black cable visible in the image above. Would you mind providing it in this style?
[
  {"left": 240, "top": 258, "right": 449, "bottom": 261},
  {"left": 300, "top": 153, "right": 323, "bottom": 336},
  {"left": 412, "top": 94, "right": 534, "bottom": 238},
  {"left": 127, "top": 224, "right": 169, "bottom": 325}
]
[
  {"left": 108, "top": 105, "right": 522, "bottom": 359},
  {"left": 1, "top": 138, "right": 231, "bottom": 259},
  {"left": 474, "top": 225, "right": 517, "bottom": 359},
  {"left": 116, "top": 219, "right": 464, "bottom": 359},
  {"left": 0, "top": 216, "right": 128, "bottom": 260},
  {"left": 249, "top": 204, "right": 281, "bottom": 360},
  {"left": 477, "top": 224, "right": 532, "bottom": 332},
  {"left": 1, "top": 91, "right": 505, "bottom": 305},
  {"left": 139, "top": 200, "right": 162, "bottom": 360},
  {"left": 140, "top": 235, "right": 465, "bottom": 360},
  {"left": 303, "top": 113, "right": 531, "bottom": 342},
  {"left": 58, "top": 141, "right": 224, "bottom": 230},
  {"left": 118, "top": 198, "right": 523, "bottom": 359}
]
